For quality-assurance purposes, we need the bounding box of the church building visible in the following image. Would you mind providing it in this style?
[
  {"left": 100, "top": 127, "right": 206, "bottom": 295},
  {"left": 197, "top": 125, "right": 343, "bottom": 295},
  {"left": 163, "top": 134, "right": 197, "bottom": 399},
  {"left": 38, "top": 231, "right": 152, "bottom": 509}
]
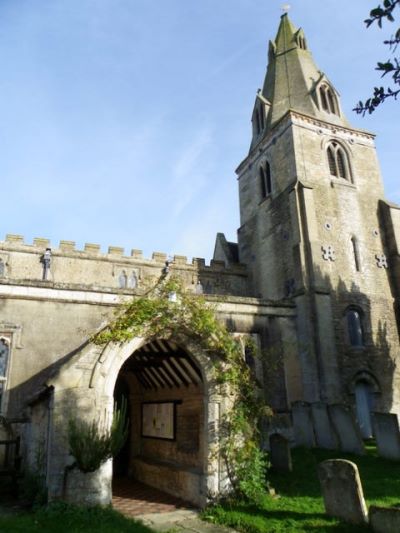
[{"left": 0, "top": 13, "right": 399, "bottom": 506}]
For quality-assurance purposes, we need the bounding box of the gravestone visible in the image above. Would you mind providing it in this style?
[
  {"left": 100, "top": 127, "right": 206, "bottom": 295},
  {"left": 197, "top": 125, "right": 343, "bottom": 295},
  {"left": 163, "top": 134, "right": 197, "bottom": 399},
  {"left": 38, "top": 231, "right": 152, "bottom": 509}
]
[
  {"left": 311, "top": 402, "right": 338, "bottom": 450},
  {"left": 372, "top": 412, "right": 400, "bottom": 461},
  {"left": 269, "top": 433, "right": 292, "bottom": 472},
  {"left": 369, "top": 505, "right": 400, "bottom": 533},
  {"left": 292, "top": 401, "right": 315, "bottom": 447},
  {"left": 329, "top": 404, "right": 365, "bottom": 455},
  {"left": 318, "top": 459, "right": 368, "bottom": 525}
]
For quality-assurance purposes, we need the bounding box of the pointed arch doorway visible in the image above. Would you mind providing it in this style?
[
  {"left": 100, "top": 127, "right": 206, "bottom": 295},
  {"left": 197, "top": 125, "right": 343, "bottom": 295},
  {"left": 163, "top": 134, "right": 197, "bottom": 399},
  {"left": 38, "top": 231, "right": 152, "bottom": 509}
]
[{"left": 112, "top": 338, "right": 207, "bottom": 507}]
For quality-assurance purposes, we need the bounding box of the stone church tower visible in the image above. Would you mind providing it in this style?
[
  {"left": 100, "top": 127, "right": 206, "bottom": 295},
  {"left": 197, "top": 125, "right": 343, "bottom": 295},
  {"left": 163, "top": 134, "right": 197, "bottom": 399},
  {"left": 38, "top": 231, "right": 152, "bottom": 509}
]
[{"left": 234, "top": 14, "right": 400, "bottom": 428}]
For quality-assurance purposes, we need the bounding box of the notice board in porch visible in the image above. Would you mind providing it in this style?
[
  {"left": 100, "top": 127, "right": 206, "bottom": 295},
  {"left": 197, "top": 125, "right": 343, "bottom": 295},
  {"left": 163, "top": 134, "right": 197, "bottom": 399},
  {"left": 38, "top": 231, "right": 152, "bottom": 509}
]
[{"left": 141, "top": 401, "right": 175, "bottom": 440}]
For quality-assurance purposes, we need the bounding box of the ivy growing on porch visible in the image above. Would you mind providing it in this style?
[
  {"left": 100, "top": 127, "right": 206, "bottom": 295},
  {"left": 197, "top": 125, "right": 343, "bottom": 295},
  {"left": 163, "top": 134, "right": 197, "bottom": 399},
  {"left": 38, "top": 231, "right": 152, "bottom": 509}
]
[{"left": 91, "top": 276, "right": 272, "bottom": 503}]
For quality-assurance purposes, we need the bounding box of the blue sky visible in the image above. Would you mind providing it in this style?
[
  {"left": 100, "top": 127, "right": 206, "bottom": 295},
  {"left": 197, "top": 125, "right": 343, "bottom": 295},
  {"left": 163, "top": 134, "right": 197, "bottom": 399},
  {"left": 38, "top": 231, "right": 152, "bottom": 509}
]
[{"left": 0, "top": 0, "right": 398, "bottom": 261}]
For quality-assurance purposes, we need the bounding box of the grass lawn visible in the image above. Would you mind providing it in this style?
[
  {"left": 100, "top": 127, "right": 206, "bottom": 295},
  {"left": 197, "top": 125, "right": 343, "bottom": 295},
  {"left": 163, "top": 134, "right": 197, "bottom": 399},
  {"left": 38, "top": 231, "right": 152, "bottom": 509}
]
[
  {"left": 0, "top": 502, "right": 155, "bottom": 533},
  {"left": 203, "top": 445, "right": 400, "bottom": 532}
]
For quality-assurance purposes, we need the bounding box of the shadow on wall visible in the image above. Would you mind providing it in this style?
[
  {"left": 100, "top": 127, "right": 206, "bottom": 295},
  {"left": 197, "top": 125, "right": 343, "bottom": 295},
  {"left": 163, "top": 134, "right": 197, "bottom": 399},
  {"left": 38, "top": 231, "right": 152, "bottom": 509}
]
[{"left": 262, "top": 266, "right": 396, "bottom": 422}]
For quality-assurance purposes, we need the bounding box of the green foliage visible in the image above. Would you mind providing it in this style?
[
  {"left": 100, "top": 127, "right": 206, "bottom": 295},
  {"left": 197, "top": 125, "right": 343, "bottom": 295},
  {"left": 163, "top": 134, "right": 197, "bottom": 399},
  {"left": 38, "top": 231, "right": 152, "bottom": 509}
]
[
  {"left": 204, "top": 446, "right": 400, "bottom": 532},
  {"left": 68, "top": 397, "right": 128, "bottom": 473},
  {"left": 0, "top": 502, "right": 154, "bottom": 533},
  {"left": 355, "top": 0, "right": 400, "bottom": 114},
  {"left": 93, "top": 277, "right": 271, "bottom": 503}
]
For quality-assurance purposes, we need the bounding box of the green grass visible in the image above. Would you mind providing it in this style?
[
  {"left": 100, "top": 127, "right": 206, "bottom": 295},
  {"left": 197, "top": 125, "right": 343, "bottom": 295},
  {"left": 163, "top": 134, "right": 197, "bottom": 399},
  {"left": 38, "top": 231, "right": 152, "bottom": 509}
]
[
  {"left": 0, "top": 502, "right": 155, "bottom": 533},
  {"left": 203, "top": 445, "right": 400, "bottom": 533}
]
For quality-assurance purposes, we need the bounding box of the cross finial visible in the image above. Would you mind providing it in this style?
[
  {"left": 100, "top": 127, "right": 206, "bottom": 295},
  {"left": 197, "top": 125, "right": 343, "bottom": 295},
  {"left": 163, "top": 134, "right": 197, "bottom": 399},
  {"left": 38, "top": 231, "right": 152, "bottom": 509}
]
[{"left": 281, "top": 4, "right": 291, "bottom": 13}]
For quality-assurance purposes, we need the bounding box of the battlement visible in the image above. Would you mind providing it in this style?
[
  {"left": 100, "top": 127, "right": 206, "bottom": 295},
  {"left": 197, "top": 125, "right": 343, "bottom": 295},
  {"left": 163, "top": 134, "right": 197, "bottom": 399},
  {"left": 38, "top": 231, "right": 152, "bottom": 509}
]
[
  {"left": 0, "top": 234, "right": 247, "bottom": 282},
  {"left": 2, "top": 234, "right": 246, "bottom": 274}
]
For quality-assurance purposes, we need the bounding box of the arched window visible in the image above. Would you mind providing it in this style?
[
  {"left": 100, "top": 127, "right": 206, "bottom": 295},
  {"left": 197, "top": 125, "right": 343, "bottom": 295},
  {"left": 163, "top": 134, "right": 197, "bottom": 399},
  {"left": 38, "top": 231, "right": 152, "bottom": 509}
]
[
  {"left": 351, "top": 237, "right": 361, "bottom": 272},
  {"left": 0, "top": 338, "right": 9, "bottom": 411},
  {"left": 346, "top": 308, "right": 364, "bottom": 347},
  {"left": 260, "top": 161, "right": 272, "bottom": 199},
  {"left": 326, "top": 142, "right": 351, "bottom": 181},
  {"left": 118, "top": 271, "right": 127, "bottom": 289},
  {"left": 319, "top": 84, "right": 338, "bottom": 115},
  {"left": 128, "top": 271, "right": 138, "bottom": 289}
]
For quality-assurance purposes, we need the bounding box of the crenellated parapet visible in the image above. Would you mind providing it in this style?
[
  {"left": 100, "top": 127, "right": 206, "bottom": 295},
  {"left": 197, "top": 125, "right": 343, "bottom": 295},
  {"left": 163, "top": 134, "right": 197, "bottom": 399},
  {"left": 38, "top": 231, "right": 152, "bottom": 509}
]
[{"left": 0, "top": 234, "right": 249, "bottom": 297}]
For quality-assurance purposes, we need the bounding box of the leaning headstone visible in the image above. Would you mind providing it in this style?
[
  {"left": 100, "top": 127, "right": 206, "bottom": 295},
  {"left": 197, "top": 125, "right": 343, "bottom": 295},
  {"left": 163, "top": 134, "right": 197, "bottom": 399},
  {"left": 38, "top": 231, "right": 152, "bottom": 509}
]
[
  {"left": 311, "top": 402, "right": 339, "bottom": 450},
  {"left": 329, "top": 404, "right": 365, "bottom": 455},
  {"left": 269, "top": 433, "right": 292, "bottom": 472},
  {"left": 372, "top": 412, "right": 400, "bottom": 461},
  {"left": 369, "top": 505, "right": 400, "bottom": 533},
  {"left": 318, "top": 459, "right": 368, "bottom": 525},
  {"left": 292, "top": 401, "right": 315, "bottom": 447}
]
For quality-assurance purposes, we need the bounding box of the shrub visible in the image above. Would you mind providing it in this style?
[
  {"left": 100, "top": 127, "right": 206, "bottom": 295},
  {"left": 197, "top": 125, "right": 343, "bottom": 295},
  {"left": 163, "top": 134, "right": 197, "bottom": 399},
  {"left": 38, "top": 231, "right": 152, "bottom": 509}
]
[{"left": 68, "top": 397, "right": 128, "bottom": 473}]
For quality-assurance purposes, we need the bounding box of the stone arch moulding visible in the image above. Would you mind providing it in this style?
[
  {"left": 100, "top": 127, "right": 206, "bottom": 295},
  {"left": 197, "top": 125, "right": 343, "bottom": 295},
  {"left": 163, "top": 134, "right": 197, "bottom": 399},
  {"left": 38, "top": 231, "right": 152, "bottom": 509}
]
[
  {"left": 47, "top": 332, "right": 226, "bottom": 506},
  {"left": 324, "top": 139, "right": 354, "bottom": 184},
  {"left": 89, "top": 334, "right": 217, "bottom": 400},
  {"left": 320, "top": 135, "right": 354, "bottom": 159}
]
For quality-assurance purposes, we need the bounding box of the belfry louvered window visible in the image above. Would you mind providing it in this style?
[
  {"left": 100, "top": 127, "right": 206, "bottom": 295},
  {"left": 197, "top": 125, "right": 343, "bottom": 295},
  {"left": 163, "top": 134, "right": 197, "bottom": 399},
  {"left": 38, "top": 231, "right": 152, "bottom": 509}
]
[{"left": 327, "top": 142, "right": 351, "bottom": 181}]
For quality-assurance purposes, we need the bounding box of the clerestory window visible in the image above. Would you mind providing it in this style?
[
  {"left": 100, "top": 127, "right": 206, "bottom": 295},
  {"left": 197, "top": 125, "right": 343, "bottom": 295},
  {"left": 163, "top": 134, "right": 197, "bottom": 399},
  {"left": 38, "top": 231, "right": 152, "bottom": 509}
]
[{"left": 327, "top": 142, "right": 351, "bottom": 181}]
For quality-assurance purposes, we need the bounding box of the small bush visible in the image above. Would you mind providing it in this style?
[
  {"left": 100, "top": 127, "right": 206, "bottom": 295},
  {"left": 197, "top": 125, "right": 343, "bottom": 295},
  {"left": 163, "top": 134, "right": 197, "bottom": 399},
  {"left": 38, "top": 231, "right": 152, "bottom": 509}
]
[{"left": 68, "top": 397, "right": 128, "bottom": 473}]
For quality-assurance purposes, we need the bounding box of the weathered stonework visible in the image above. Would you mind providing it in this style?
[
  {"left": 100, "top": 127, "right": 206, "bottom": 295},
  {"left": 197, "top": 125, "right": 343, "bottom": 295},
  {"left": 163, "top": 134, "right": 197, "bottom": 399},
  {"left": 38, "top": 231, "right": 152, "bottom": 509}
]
[{"left": 0, "top": 13, "right": 399, "bottom": 507}]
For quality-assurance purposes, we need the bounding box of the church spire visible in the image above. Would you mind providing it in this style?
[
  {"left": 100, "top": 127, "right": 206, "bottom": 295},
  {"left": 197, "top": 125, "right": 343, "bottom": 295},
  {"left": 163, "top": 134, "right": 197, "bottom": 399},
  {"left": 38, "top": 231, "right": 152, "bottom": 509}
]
[{"left": 251, "top": 13, "right": 349, "bottom": 144}]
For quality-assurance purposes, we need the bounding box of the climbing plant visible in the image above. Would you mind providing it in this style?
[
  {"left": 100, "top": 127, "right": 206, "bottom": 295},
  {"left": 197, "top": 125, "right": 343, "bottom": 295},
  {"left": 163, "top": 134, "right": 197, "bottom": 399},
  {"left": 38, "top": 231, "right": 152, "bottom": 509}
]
[{"left": 93, "top": 277, "right": 271, "bottom": 502}]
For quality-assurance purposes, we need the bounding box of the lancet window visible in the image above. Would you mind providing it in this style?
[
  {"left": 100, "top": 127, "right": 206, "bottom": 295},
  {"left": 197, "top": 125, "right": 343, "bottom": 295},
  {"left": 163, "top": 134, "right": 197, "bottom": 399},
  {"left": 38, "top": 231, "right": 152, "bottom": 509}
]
[
  {"left": 260, "top": 161, "right": 272, "bottom": 199},
  {"left": 351, "top": 236, "right": 361, "bottom": 272},
  {"left": 255, "top": 105, "right": 265, "bottom": 135},
  {"left": 346, "top": 308, "right": 364, "bottom": 347}
]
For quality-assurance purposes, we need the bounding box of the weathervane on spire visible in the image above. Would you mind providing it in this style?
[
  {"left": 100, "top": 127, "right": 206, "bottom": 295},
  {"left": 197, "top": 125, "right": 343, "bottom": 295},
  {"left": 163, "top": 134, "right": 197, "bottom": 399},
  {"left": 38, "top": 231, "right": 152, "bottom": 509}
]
[{"left": 281, "top": 4, "right": 291, "bottom": 13}]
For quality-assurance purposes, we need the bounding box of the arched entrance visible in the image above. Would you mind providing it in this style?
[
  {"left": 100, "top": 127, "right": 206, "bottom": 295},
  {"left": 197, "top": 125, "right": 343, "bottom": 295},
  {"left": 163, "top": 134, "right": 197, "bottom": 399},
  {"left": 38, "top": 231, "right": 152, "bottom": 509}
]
[{"left": 112, "top": 338, "right": 206, "bottom": 507}]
